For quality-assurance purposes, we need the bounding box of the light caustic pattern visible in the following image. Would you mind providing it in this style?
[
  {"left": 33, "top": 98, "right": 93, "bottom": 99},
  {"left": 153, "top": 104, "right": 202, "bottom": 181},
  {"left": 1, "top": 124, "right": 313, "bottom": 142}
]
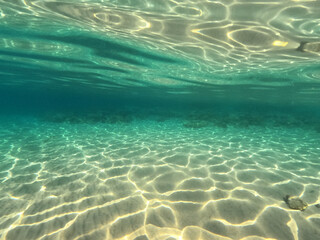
[
  {"left": 0, "top": 0, "right": 320, "bottom": 85},
  {"left": 0, "top": 118, "right": 320, "bottom": 240}
]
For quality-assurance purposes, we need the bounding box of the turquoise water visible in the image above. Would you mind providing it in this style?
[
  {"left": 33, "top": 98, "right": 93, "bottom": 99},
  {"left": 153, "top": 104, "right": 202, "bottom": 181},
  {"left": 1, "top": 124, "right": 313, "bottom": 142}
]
[{"left": 1, "top": 1, "right": 320, "bottom": 240}]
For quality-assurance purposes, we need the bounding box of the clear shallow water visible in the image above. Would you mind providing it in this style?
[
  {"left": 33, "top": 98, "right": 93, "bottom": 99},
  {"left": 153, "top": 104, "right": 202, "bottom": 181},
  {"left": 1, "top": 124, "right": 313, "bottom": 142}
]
[
  {"left": 1, "top": 0, "right": 320, "bottom": 240},
  {"left": 1, "top": 0, "right": 320, "bottom": 104},
  {"left": 0, "top": 116, "right": 320, "bottom": 240}
]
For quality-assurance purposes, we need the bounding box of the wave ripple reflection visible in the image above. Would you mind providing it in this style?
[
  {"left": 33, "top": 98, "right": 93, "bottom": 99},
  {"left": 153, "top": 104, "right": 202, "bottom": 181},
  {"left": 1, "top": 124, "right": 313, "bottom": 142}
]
[{"left": 0, "top": 0, "right": 320, "bottom": 102}]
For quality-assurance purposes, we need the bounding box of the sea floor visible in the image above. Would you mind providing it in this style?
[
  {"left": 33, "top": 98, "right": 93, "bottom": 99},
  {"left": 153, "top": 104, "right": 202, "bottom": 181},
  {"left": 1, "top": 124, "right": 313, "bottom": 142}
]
[{"left": 0, "top": 115, "right": 320, "bottom": 240}]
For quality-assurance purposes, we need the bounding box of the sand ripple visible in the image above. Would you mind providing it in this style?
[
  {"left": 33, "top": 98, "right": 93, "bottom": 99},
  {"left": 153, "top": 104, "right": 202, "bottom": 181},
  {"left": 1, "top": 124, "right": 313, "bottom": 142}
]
[{"left": 0, "top": 118, "right": 320, "bottom": 239}]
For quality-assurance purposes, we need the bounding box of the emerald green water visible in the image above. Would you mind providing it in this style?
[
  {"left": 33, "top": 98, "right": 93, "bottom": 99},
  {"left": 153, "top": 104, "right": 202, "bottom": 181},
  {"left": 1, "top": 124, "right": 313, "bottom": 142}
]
[{"left": 0, "top": 1, "right": 320, "bottom": 239}]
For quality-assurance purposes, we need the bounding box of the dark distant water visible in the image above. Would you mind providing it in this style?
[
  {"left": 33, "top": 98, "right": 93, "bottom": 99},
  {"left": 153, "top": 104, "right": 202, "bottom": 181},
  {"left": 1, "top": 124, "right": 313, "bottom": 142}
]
[{"left": 1, "top": 1, "right": 320, "bottom": 240}]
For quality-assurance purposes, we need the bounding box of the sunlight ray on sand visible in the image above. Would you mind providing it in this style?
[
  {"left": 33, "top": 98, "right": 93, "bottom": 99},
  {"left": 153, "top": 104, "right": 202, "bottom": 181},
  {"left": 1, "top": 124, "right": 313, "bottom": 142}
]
[{"left": 0, "top": 117, "right": 319, "bottom": 240}]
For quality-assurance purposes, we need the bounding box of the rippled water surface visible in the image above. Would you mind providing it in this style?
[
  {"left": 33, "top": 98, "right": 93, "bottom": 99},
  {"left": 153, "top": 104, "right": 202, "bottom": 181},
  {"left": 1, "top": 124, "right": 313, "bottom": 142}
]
[
  {"left": 1, "top": 0, "right": 320, "bottom": 102},
  {"left": 0, "top": 1, "right": 320, "bottom": 240}
]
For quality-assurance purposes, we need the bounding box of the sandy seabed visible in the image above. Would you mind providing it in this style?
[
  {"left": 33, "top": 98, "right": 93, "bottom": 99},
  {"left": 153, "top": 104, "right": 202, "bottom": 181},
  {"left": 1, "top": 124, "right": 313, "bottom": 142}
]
[{"left": 0, "top": 117, "right": 320, "bottom": 240}]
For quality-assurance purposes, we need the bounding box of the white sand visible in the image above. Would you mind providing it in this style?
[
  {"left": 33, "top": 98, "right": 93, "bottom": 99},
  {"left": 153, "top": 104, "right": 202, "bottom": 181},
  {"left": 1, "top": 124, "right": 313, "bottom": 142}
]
[{"left": 0, "top": 118, "right": 319, "bottom": 240}]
